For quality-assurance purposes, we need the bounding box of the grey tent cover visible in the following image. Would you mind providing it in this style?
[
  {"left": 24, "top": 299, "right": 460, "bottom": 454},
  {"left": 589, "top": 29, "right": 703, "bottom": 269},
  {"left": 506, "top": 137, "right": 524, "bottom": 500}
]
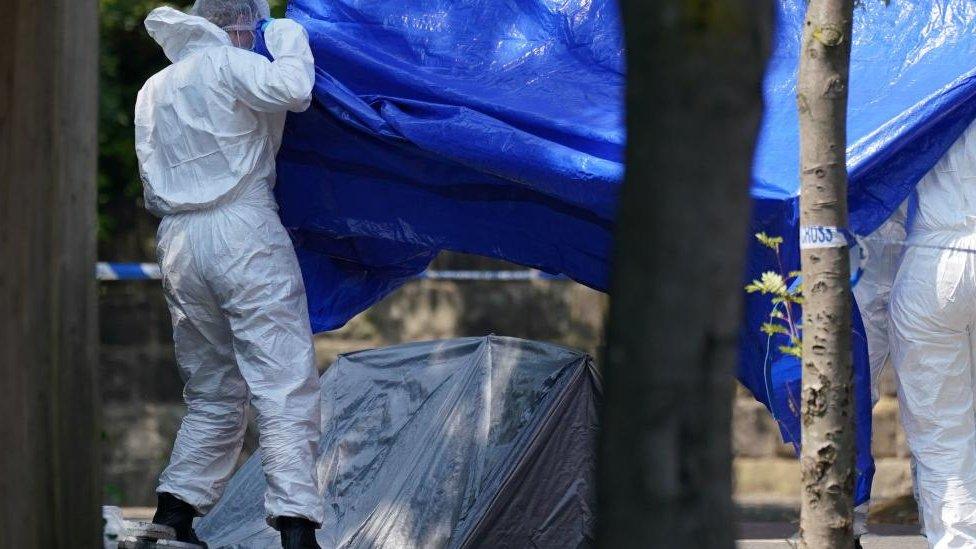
[{"left": 196, "top": 336, "right": 601, "bottom": 548}]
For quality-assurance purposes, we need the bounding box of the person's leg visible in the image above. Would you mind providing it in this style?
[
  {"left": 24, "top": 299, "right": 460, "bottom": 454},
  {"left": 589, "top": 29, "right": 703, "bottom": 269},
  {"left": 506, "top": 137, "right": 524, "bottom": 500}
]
[
  {"left": 156, "top": 223, "right": 251, "bottom": 514},
  {"left": 214, "top": 211, "right": 324, "bottom": 529},
  {"left": 890, "top": 246, "right": 976, "bottom": 546}
]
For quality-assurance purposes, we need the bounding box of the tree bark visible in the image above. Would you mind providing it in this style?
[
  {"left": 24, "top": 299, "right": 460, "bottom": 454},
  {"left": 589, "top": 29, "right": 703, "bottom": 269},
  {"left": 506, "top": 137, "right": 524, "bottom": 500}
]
[
  {"left": 597, "top": 2, "right": 769, "bottom": 547},
  {"left": 796, "top": 1, "right": 855, "bottom": 548},
  {"left": 0, "top": 0, "right": 101, "bottom": 547}
]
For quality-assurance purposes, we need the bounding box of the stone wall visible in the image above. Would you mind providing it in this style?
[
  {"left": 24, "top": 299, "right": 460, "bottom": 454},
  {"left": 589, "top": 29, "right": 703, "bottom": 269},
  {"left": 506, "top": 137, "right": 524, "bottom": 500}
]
[
  {"left": 732, "top": 368, "right": 913, "bottom": 503},
  {"left": 99, "top": 257, "right": 912, "bottom": 507},
  {"left": 100, "top": 253, "right": 609, "bottom": 506}
]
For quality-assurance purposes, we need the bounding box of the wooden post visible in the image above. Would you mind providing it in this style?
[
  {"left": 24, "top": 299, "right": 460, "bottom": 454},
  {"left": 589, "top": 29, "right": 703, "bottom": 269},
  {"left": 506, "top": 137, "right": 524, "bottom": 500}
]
[
  {"left": 597, "top": 2, "right": 770, "bottom": 547},
  {"left": 796, "top": 1, "right": 856, "bottom": 548},
  {"left": 0, "top": 0, "right": 101, "bottom": 547}
]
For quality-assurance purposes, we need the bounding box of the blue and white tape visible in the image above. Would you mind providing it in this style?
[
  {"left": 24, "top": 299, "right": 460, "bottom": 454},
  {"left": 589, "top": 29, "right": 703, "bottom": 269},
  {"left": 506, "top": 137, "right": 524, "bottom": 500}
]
[
  {"left": 799, "top": 225, "right": 848, "bottom": 249},
  {"left": 97, "top": 263, "right": 162, "bottom": 281},
  {"left": 96, "top": 263, "right": 565, "bottom": 282},
  {"left": 418, "top": 270, "right": 563, "bottom": 281}
]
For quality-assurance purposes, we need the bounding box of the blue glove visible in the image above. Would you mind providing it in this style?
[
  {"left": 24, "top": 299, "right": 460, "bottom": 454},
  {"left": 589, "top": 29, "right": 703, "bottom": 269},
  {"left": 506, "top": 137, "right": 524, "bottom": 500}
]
[
  {"left": 251, "top": 19, "right": 275, "bottom": 57},
  {"left": 256, "top": 18, "right": 274, "bottom": 33}
]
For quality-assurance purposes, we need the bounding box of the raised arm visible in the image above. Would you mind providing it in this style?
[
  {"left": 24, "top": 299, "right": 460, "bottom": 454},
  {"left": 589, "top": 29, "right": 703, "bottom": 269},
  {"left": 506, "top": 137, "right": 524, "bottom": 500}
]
[{"left": 220, "top": 19, "right": 315, "bottom": 113}]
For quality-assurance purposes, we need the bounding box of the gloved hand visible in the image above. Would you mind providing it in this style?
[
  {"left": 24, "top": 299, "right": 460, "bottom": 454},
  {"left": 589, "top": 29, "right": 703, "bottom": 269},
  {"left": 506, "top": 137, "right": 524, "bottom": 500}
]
[
  {"left": 256, "top": 18, "right": 274, "bottom": 33},
  {"left": 251, "top": 18, "right": 275, "bottom": 56}
]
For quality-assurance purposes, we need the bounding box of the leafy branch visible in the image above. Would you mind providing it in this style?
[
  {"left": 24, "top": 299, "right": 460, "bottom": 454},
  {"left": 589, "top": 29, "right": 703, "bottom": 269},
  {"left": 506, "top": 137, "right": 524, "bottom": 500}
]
[{"left": 746, "top": 233, "right": 802, "bottom": 359}]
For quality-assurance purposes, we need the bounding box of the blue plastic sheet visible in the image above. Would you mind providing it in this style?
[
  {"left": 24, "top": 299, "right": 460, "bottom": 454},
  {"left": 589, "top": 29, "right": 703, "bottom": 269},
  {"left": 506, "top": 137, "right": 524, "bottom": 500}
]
[
  {"left": 745, "top": 1, "right": 976, "bottom": 504},
  {"left": 271, "top": 0, "right": 624, "bottom": 332},
  {"left": 270, "top": 0, "right": 976, "bottom": 506}
]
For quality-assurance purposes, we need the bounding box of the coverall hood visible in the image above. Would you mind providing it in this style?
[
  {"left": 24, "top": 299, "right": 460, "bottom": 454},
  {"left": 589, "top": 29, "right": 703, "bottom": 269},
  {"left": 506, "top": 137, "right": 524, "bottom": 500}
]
[
  {"left": 135, "top": 9, "right": 314, "bottom": 216},
  {"left": 145, "top": 7, "right": 232, "bottom": 63}
]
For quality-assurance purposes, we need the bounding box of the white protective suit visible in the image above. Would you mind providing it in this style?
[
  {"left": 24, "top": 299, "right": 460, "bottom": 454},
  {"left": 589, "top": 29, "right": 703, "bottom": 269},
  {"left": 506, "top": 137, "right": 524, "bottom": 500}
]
[
  {"left": 134, "top": 6, "right": 324, "bottom": 526},
  {"left": 851, "top": 203, "right": 909, "bottom": 538},
  {"left": 888, "top": 119, "right": 976, "bottom": 547}
]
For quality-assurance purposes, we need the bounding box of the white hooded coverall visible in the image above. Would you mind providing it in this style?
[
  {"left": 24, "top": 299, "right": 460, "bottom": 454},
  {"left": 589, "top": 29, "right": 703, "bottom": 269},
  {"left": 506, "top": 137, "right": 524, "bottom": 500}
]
[
  {"left": 134, "top": 7, "right": 324, "bottom": 526},
  {"left": 889, "top": 119, "right": 976, "bottom": 547}
]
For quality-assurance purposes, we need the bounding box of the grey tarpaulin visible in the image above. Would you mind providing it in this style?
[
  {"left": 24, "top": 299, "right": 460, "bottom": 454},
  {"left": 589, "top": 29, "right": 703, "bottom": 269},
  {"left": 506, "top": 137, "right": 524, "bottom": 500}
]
[{"left": 195, "top": 336, "right": 601, "bottom": 548}]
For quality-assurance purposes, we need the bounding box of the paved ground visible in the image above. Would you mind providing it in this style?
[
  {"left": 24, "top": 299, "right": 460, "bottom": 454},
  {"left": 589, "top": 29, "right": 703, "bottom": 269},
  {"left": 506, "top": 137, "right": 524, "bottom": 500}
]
[
  {"left": 737, "top": 523, "right": 926, "bottom": 549},
  {"left": 737, "top": 535, "right": 926, "bottom": 548},
  {"left": 734, "top": 495, "right": 926, "bottom": 548},
  {"left": 124, "top": 507, "right": 928, "bottom": 547}
]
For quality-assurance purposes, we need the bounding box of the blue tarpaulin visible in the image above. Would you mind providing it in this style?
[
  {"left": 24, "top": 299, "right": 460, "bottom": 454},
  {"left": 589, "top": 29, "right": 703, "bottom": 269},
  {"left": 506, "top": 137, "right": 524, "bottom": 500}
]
[
  {"left": 746, "top": 0, "right": 976, "bottom": 504},
  {"left": 271, "top": 0, "right": 624, "bottom": 332},
  {"left": 270, "top": 0, "right": 976, "bottom": 506}
]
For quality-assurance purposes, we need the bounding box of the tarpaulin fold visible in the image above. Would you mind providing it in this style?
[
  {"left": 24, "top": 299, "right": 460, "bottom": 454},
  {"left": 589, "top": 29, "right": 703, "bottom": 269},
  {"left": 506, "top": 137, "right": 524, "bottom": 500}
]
[{"left": 268, "top": 0, "right": 625, "bottom": 332}]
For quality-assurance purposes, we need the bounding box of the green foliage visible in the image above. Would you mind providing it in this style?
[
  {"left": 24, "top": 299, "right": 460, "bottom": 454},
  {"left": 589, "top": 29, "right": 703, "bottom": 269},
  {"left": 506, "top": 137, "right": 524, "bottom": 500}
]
[
  {"left": 778, "top": 345, "right": 802, "bottom": 359},
  {"left": 745, "top": 271, "right": 787, "bottom": 296},
  {"left": 760, "top": 322, "right": 788, "bottom": 337},
  {"left": 98, "top": 0, "right": 288, "bottom": 241},
  {"left": 747, "top": 232, "right": 803, "bottom": 359},
  {"left": 755, "top": 231, "right": 783, "bottom": 252},
  {"left": 99, "top": 0, "right": 170, "bottom": 240}
]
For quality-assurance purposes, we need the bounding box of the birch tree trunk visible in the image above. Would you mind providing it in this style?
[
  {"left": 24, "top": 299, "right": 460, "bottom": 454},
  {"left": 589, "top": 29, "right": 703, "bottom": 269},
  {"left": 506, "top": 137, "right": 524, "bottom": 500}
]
[
  {"left": 597, "top": 2, "right": 770, "bottom": 547},
  {"left": 797, "top": 1, "right": 856, "bottom": 548}
]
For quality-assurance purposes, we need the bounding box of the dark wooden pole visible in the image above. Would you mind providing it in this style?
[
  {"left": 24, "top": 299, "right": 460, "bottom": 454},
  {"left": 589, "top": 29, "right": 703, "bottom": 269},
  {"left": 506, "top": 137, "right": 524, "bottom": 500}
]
[
  {"left": 797, "top": 1, "right": 856, "bottom": 547},
  {"left": 0, "top": 0, "right": 101, "bottom": 546},
  {"left": 597, "top": 2, "right": 770, "bottom": 547}
]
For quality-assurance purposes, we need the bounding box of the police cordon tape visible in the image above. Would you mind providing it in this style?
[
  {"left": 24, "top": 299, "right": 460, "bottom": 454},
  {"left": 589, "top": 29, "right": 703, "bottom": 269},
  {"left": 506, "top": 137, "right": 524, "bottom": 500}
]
[
  {"left": 97, "top": 263, "right": 162, "bottom": 281},
  {"left": 98, "top": 237, "right": 976, "bottom": 283},
  {"left": 96, "top": 263, "right": 566, "bottom": 282}
]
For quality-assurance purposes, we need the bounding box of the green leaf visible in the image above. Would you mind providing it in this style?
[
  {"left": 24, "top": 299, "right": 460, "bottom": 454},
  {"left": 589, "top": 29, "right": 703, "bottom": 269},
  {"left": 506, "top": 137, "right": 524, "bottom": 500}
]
[
  {"left": 779, "top": 345, "right": 802, "bottom": 358},
  {"left": 755, "top": 232, "right": 784, "bottom": 251},
  {"left": 761, "top": 322, "right": 789, "bottom": 336},
  {"left": 788, "top": 270, "right": 802, "bottom": 279},
  {"left": 746, "top": 271, "right": 788, "bottom": 295}
]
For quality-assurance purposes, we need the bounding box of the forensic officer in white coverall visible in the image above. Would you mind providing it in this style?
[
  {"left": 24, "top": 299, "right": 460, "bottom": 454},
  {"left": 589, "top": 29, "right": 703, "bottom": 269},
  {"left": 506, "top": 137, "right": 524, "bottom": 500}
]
[
  {"left": 134, "top": 1, "right": 323, "bottom": 547},
  {"left": 888, "top": 119, "right": 976, "bottom": 547}
]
